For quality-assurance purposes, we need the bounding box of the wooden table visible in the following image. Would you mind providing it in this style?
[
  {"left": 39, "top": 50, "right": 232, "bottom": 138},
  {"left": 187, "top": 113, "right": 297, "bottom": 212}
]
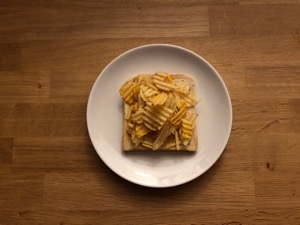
[{"left": 0, "top": 1, "right": 299, "bottom": 224}]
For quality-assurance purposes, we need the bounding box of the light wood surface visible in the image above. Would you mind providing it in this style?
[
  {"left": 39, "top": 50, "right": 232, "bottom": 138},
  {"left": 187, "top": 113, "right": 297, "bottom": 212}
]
[{"left": 0, "top": 1, "right": 300, "bottom": 224}]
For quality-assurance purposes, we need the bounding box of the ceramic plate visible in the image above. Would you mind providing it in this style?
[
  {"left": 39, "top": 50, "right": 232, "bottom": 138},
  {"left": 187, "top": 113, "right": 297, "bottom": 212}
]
[{"left": 87, "top": 44, "right": 232, "bottom": 188}]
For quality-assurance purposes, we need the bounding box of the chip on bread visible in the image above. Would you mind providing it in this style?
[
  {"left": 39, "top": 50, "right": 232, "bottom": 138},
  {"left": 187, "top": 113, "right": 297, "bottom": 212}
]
[{"left": 119, "top": 72, "right": 199, "bottom": 151}]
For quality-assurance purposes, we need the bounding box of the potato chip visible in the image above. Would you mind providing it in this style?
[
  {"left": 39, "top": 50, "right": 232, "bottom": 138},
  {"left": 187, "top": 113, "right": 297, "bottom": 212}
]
[
  {"left": 170, "top": 102, "right": 187, "bottom": 126},
  {"left": 140, "top": 84, "right": 159, "bottom": 98},
  {"left": 130, "top": 102, "right": 139, "bottom": 114},
  {"left": 165, "top": 143, "right": 175, "bottom": 150},
  {"left": 164, "top": 93, "right": 176, "bottom": 110},
  {"left": 131, "top": 107, "right": 144, "bottom": 124},
  {"left": 180, "top": 118, "right": 194, "bottom": 145},
  {"left": 153, "top": 122, "right": 172, "bottom": 150},
  {"left": 164, "top": 74, "right": 173, "bottom": 84},
  {"left": 138, "top": 94, "right": 146, "bottom": 108},
  {"left": 144, "top": 80, "right": 158, "bottom": 91},
  {"left": 187, "top": 112, "right": 197, "bottom": 128},
  {"left": 174, "top": 130, "right": 180, "bottom": 150},
  {"left": 124, "top": 103, "right": 131, "bottom": 120},
  {"left": 155, "top": 72, "right": 169, "bottom": 77},
  {"left": 181, "top": 120, "right": 193, "bottom": 137},
  {"left": 134, "top": 74, "right": 146, "bottom": 83},
  {"left": 148, "top": 92, "right": 168, "bottom": 105},
  {"left": 128, "top": 122, "right": 134, "bottom": 128},
  {"left": 169, "top": 125, "right": 177, "bottom": 134},
  {"left": 173, "top": 92, "right": 182, "bottom": 109},
  {"left": 165, "top": 138, "right": 176, "bottom": 149},
  {"left": 143, "top": 105, "right": 173, "bottom": 130},
  {"left": 125, "top": 122, "right": 134, "bottom": 135},
  {"left": 153, "top": 73, "right": 176, "bottom": 91},
  {"left": 175, "top": 82, "right": 190, "bottom": 95},
  {"left": 179, "top": 93, "right": 199, "bottom": 107},
  {"left": 164, "top": 135, "right": 182, "bottom": 150},
  {"left": 119, "top": 80, "right": 139, "bottom": 104},
  {"left": 132, "top": 85, "right": 140, "bottom": 101},
  {"left": 131, "top": 129, "right": 141, "bottom": 148},
  {"left": 139, "top": 88, "right": 147, "bottom": 102},
  {"left": 136, "top": 124, "right": 151, "bottom": 138},
  {"left": 141, "top": 138, "right": 154, "bottom": 149},
  {"left": 135, "top": 74, "right": 152, "bottom": 84}
]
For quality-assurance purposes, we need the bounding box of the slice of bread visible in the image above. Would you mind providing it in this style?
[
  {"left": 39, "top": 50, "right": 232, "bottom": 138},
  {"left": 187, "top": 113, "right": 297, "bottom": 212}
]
[{"left": 120, "top": 73, "right": 199, "bottom": 152}]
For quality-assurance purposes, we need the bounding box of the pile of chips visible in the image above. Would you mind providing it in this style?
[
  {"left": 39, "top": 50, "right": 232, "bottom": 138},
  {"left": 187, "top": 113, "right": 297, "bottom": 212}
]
[{"left": 119, "top": 72, "right": 199, "bottom": 150}]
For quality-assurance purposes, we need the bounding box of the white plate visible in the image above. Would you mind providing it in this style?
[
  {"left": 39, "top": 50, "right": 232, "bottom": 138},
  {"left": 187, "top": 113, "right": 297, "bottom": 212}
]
[{"left": 87, "top": 44, "right": 232, "bottom": 188}]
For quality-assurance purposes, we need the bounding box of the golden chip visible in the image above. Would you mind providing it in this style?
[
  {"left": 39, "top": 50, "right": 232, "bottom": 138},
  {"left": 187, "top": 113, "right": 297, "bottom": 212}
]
[
  {"left": 137, "top": 75, "right": 158, "bottom": 92},
  {"left": 180, "top": 118, "right": 194, "bottom": 145},
  {"left": 155, "top": 72, "right": 169, "bottom": 76},
  {"left": 179, "top": 93, "right": 199, "bottom": 107},
  {"left": 132, "top": 85, "right": 140, "bottom": 101},
  {"left": 164, "top": 74, "right": 173, "bottom": 84},
  {"left": 140, "top": 84, "right": 159, "bottom": 98},
  {"left": 165, "top": 138, "right": 176, "bottom": 149},
  {"left": 175, "top": 82, "right": 190, "bottom": 94},
  {"left": 119, "top": 80, "right": 139, "bottom": 104},
  {"left": 143, "top": 105, "right": 173, "bottom": 130},
  {"left": 125, "top": 122, "right": 134, "bottom": 135},
  {"left": 135, "top": 74, "right": 152, "bottom": 84},
  {"left": 141, "top": 137, "right": 154, "bottom": 149},
  {"left": 131, "top": 107, "right": 144, "bottom": 124},
  {"left": 153, "top": 122, "right": 172, "bottom": 150},
  {"left": 170, "top": 102, "right": 187, "bottom": 126},
  {"left": 148, "top": 92, "right": 168, "bottom": 105},
  {"left": 153, "top": 72, "right": 176, "bottom": 91},
  {"left": 173, "top": 92, "right": 182, "bottom": 109},
  {"left": 138, "top": 94, "right": 145, "bottom": 108},
  {"left": 164, "top": 135, "right": 182, "bottom": 150},
  {"left": 164, "top": 93, "right": 176, "bottom": 110},
  {"left": 187, "top": 112, "right": 197, "bottom": 128},
  {"left": 130, "top": 103, "right": 139, "bottom": 114},
  {"left": 131, "top": 129, "right": 141, "bottom": 148},
  {"left": 128, "top": 122, "right": 134, "bottom": 128},
  {"left": 136, "top": 124, "right": 151, "bottom": 138},
  {"left": 174, "top": 130, "right": 180, "bottom": 150},
  {"left": 139, "top": 88, "right": 147, "bottom": 102},
  {"left": 124, "top": 103, "right": 131, "bottom": 120}
]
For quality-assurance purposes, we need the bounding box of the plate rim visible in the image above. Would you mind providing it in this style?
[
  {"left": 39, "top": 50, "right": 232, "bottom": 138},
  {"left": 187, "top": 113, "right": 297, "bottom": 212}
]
[{"left": 87, "top": 43, "right": 233, "bottom": 188}]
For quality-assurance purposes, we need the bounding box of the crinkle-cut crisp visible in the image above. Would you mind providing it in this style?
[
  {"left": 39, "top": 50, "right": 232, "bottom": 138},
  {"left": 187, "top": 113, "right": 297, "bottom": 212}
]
[{"left": 119, "top": 72, "right": 200, "bottom": 151}]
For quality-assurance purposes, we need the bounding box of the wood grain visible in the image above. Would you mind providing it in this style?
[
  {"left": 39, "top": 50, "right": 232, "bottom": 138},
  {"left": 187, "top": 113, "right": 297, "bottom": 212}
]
[{"left": 0, "top": 0, "right": 299, "bottom": 224}]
